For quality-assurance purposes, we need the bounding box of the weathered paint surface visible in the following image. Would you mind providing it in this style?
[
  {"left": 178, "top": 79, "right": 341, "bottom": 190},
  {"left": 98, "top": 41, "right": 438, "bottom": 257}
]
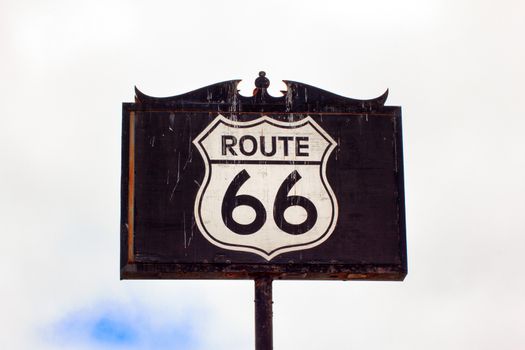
[
  {"left": 193, "top": 115, "right": 338, "bottom": 260},
  {"left": 120, "top": 75, "right": 406, "bottom": 281}
]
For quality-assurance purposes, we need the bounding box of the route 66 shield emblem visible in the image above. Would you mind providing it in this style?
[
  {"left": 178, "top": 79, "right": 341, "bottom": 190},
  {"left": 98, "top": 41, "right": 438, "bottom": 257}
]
[{"left": 193, "top": 115, "right": 338, "bottom": 260}]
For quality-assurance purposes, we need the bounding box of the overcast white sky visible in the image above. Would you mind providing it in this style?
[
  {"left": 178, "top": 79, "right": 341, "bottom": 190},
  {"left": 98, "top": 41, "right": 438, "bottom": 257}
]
[{"left": 1, "top": 0, "right": 525, "bottom": 349}]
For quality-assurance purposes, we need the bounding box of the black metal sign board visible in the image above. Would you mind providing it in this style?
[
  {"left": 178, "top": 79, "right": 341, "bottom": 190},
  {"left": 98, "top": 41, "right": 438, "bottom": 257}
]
[{"left": 121, "top": 73, "right": 406, "bottom": 281}]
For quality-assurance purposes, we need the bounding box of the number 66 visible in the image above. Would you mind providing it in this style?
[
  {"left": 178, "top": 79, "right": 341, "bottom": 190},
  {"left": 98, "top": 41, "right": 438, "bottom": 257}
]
[{"left": 221, "top": 169, "right": 318, "bottom": 235}]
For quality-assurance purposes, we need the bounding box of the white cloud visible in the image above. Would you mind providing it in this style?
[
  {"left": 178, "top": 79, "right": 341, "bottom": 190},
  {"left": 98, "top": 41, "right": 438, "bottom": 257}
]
[{"left": 1, "top": 0, "right": 525, "bottom": 349}]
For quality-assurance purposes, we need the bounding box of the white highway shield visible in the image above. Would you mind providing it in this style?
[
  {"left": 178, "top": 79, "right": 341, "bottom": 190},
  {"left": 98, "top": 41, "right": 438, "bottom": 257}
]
[{"left": 193, "top": 115, "right": 338, "bottom": 260}]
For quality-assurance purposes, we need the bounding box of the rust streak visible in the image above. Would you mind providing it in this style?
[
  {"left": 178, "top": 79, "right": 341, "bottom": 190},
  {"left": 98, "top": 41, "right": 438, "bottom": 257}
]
[{"left": 128, "top": 111, "right": 136, "bottom": 263}]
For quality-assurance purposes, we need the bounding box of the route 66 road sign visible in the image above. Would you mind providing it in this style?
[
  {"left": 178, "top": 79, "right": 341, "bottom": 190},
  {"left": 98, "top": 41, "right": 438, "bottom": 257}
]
[
  {"left": 121, "top": 76, "right": 407, "bottom": 281},
  {"left": 193, "top": 115, "right": 338, "bottom": 260}
]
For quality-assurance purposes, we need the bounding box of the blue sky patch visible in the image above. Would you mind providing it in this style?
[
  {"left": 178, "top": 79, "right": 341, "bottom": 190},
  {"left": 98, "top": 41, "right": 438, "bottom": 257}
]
[
  {"left": 51, "top": 301, "right": 198, "bottom": 349},
  {"left": 90, "top": 316, "right": 137, "bottom": 345}
]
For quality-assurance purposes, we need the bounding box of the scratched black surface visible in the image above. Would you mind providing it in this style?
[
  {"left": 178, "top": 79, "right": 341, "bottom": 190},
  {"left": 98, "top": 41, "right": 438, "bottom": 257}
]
[{"left": 121, "top": 78, "right": 406, "bottom": 280}]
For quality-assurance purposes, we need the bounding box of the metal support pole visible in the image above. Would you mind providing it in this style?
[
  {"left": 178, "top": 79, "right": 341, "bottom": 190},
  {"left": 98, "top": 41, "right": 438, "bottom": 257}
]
[{"left": 254, "top": 276, "right": 273, "bottom": 350}]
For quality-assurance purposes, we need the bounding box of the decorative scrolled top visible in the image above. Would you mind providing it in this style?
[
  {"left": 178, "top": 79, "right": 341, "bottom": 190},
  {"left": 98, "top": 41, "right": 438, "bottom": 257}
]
[{"left": 133, "top": 72, "right": 390, "bottom": 112}]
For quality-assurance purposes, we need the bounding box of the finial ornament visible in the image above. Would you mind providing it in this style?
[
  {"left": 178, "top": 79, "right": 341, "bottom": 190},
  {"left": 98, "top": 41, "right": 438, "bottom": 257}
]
[{"left": 254, "top": 71, "right": 270, "bottom": 89}]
